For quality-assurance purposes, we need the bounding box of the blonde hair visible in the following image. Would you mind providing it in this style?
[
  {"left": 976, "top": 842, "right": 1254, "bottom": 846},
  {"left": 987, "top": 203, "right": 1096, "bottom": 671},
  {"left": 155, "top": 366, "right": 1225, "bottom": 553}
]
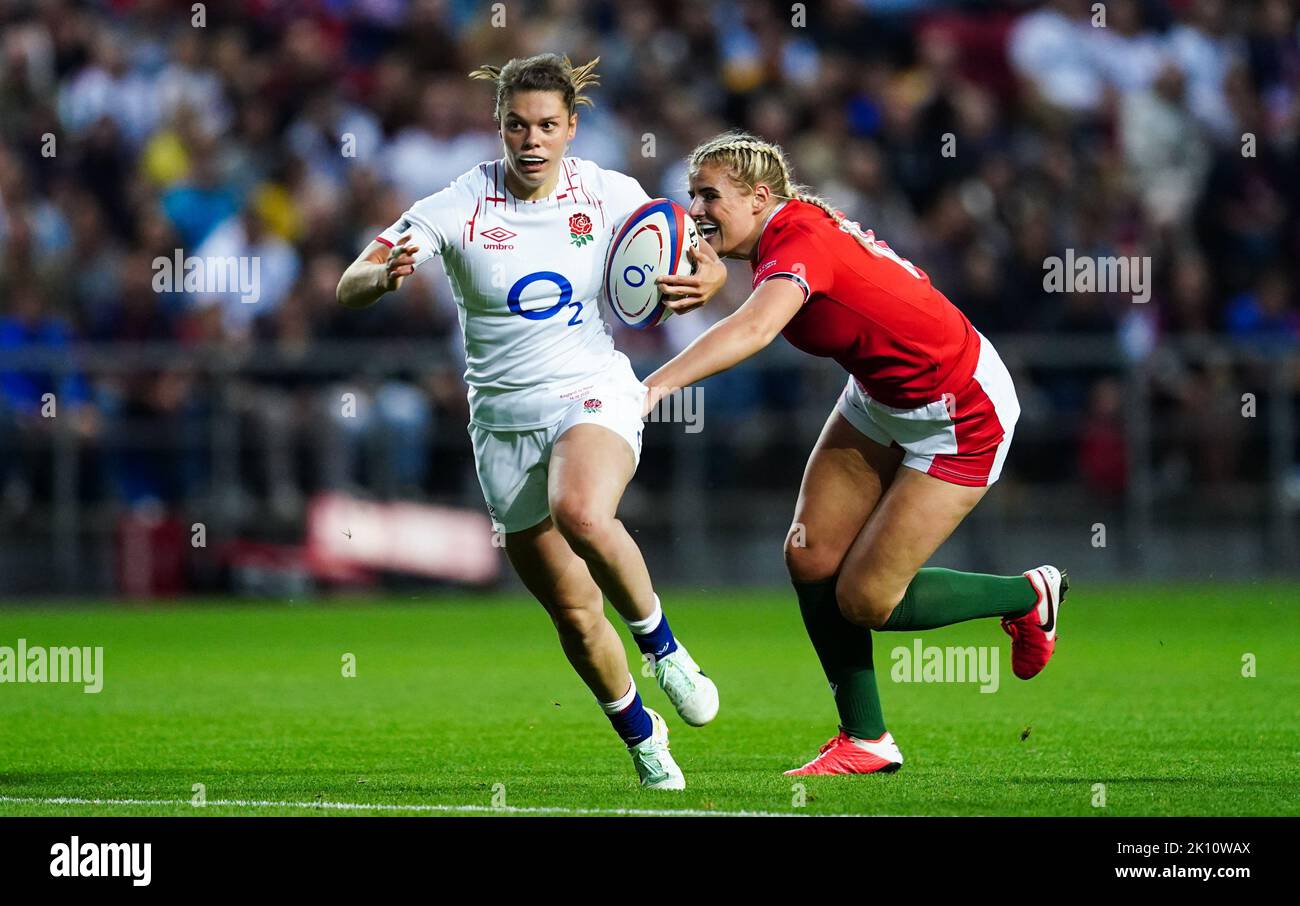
[
  {"left": 687, "top": 131, "right": 848, "bottom": 227},
  {"left": 469, "top": 53, "right": 601, "bottom": 122}
]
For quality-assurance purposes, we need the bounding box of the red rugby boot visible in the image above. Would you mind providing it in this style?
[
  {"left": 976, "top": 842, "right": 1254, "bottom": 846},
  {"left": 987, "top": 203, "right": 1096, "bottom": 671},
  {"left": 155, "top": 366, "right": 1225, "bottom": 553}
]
[
  {"left": 783, "top": 730, "right": 903, "bottom": 776},
  {"left": 1002, "top": 565, "right": 1068, "bottom": 680}
]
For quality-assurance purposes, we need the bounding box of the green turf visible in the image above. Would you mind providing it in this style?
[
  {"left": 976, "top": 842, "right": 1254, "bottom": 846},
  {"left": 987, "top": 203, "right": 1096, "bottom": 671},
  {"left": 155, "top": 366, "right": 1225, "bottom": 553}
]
[{"left": 1, "top": 584, "right": 1298, "bottom": 816}]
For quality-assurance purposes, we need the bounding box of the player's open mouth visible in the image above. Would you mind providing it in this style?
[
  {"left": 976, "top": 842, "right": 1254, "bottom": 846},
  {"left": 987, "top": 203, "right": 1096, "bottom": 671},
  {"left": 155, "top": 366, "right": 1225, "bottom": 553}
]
[
  {"left": 696, "top": 221, "right": 719, "bottom": 239},
  {"left": 518, "top": 155, "right": 547, "bottom": 173}
]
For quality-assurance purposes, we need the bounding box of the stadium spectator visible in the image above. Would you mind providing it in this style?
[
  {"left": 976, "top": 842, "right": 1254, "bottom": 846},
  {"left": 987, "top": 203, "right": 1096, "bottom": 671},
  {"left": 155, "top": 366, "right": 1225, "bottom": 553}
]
[{"left": 0, "top": 0, "right": 1294, "bottom": 590}]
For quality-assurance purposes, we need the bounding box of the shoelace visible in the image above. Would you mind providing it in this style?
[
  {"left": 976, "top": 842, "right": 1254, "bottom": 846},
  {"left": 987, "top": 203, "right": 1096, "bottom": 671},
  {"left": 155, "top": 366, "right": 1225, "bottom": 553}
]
[
  {"left": 645, "top": 741, "right": 676, "bottom": 782},
  {"left": 639, "top": 751, "right": 663, "bottom": 775},
  {"left": 658, "top": 657, "right": 697, "bottom": 698},
  {"left": 1003, "top": 618, "right": 1060, "bottom": 645},
  {"left": 814, "top": 734, "right": 848, "bottom": 758}
]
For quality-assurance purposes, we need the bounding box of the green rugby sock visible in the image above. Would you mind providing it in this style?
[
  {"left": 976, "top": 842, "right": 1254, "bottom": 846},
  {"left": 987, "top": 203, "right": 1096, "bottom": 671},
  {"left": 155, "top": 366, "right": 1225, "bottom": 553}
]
[
  {"left": 793, "top": 575, "right": 886, "bottom": 740},
  {"left": 879, "top": 568, "right": 1036, "bottom": 632}
]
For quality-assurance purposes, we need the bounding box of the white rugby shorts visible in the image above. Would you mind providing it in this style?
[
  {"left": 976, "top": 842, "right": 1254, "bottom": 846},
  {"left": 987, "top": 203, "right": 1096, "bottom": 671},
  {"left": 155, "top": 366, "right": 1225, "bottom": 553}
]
[
  {"left": 835, "top": 332, "right": 1020, "bottom": 487},
  {"left": 469, "top": 354, "right": 647, "bottom": 533}
]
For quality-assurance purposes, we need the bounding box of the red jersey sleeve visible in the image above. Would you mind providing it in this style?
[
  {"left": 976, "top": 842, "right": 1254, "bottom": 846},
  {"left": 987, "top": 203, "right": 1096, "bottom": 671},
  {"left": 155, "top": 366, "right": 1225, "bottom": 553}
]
[{"left": 751, "top": 223, "right": 834, "bottom": 303}]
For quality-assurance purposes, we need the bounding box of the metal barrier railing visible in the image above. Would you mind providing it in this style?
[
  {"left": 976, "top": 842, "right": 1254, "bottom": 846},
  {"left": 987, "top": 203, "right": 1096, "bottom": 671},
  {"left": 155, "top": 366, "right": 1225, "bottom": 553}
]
[{"left": 0, "top": 336, "right": 1295, "bottom": 594}]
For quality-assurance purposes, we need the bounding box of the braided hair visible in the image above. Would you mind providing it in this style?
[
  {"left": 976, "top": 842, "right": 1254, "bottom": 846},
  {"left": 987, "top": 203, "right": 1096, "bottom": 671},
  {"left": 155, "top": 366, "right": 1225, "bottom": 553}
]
[
  {"left": 469, "top": 54, "right": 601, "bottom": 122},
  {"left": 686, "top": 131, "right": 848, "bottom": 228}
]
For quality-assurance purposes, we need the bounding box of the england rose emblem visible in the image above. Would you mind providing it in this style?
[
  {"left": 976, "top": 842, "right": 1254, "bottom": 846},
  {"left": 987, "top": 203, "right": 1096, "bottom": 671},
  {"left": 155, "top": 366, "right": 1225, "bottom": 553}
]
[
  {"left": 583, "top": 398, "right": 602, "bottom": 413},
  {"left": 569, "top": 212, "right": 593, "bottom": 246}
]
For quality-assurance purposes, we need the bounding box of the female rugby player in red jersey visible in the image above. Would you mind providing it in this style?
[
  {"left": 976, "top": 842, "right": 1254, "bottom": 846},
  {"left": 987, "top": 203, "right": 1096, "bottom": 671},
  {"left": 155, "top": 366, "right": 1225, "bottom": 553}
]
[{"left": 645, "top": 132, "right": 1068, "bottom": 775}]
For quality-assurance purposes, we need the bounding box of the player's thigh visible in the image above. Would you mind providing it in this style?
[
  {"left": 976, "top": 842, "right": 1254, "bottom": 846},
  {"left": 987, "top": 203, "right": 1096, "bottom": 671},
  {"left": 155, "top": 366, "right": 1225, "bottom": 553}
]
[
  {"left": 836, "top": 465, "right": 987, "bottom": 627},
  {"left": 786, "top": 409, "right": 904, "bottom": 582},
  {"left": 505, "top": 516, "right": 605, "bottom": 629},
  {"left": 548, "top": 424, "right": 637, "bottom": 538},
  {"left": 547, "top": 362, "right": 645, "bottom": 533}
]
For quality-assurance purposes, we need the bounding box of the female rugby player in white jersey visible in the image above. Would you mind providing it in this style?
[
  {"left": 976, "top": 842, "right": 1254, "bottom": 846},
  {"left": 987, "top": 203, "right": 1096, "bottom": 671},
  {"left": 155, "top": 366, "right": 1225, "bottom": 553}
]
[{"left": 337, "top": 54, "right": 727, "bottom": 790}]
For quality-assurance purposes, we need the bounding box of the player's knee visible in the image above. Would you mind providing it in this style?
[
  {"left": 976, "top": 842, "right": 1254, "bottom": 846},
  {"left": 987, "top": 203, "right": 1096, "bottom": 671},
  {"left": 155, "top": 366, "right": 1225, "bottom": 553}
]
[
  {"left": 835, "top": 576, "right": 900, "bottom": 629},
  {"left": 784, "top": 532, "right": 841, "bottom": 583},
  {"left": 548, "top": 602, "right": 601, "bottom": 641},
  {"left": 550, "top": 497, "right": 614, "bottom": 554}
]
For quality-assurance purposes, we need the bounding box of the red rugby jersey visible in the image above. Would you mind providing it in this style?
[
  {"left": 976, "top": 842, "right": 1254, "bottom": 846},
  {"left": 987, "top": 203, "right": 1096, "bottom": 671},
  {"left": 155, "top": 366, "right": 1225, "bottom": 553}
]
[{"left": 750, "top": 199, "right": 981, "bottom": 408}]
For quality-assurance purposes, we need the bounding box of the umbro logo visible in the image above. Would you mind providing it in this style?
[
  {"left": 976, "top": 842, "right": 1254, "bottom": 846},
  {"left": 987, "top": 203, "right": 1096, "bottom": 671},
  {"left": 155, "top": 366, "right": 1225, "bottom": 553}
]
[{"left": 480, "top": 227, "right": 517, "bottom": 249}]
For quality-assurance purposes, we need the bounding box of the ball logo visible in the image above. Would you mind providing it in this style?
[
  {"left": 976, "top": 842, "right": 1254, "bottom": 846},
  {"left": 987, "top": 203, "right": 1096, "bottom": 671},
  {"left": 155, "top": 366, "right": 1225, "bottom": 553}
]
[
  {"left": 583, "top": 398, "right": 602, "bottom": 413},
  {"left": 568, "top": 212, "right": 594, "bottom": 247},
  {"left": 623, "top": 263, "right": 653, "bottom": 287}
]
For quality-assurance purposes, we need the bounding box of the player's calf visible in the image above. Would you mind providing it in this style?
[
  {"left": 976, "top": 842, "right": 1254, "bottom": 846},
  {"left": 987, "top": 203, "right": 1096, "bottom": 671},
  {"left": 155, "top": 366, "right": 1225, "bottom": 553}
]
[{"left": 835, "top": 576, "right": 903, "bottom": 629}]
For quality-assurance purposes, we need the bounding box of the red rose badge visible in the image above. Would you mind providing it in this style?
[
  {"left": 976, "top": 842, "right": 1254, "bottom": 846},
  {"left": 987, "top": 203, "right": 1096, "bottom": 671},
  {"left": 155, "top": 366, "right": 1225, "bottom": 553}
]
[{"left": 569, "top": 212, "right": 594, "bottom": 247}]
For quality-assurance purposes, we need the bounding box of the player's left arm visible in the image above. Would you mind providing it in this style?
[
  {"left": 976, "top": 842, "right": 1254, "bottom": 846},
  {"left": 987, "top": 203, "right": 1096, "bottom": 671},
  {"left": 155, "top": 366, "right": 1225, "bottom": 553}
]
[
  {"left": 641, "top": 277, "right": 804, "bottom": 414},
  {"left": 654, "top": 238, "right": 727, "bottom": 312}
]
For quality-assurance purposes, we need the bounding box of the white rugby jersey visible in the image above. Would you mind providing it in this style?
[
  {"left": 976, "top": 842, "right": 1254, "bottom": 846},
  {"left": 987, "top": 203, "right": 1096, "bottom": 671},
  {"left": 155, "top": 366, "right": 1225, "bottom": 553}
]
[{"left": 376, "top": 157, "right": 651, "bottom": 429}]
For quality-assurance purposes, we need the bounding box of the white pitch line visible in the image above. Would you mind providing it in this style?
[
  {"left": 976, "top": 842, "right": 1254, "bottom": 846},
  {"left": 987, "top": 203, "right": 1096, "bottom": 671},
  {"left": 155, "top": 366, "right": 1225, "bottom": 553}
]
[{"left": 0, "top": 795, "right": 827, "bottom": 818}]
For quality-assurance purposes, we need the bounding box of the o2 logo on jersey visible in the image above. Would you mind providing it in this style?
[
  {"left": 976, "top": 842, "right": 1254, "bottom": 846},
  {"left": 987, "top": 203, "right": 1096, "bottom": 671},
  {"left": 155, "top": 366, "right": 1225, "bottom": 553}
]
[{"left": 507, "top": 271, "right": 584, "bottom": 326}]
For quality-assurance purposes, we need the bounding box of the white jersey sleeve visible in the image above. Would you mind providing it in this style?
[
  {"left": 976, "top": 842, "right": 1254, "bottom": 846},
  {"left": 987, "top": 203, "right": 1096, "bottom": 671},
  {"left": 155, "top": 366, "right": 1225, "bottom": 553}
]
[
  {"left": 374, "top": 172, "right": 477, "bottom": 268},
  {"left": 590, "top": 164, "right": 653, "bottom": 234}
]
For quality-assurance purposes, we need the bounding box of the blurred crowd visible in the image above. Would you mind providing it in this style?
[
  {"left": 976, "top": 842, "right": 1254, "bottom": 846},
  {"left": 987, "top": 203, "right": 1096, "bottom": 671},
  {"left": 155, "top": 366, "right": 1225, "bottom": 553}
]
[{"left": 0, "top": 0, "right": 1297, "bottom": 526}]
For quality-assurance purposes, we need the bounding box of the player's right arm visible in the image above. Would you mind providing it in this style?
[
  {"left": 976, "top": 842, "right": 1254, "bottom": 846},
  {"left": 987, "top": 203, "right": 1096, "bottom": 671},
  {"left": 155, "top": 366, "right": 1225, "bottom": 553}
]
[
  {"left": 336, "top": 235, "right": 422, "bottom": 309},
  {"left": 641, "top": 277, "right": 805, "bottom": 414},
  {"left": 337, "top": 171, "right": 470, "bottom": 309}
]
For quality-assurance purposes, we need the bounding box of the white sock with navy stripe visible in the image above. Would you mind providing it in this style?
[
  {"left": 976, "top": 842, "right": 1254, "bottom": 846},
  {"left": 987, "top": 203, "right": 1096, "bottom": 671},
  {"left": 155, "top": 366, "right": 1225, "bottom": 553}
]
[{"left": 623, "top": 595, "right": 679, "bottom": 662}]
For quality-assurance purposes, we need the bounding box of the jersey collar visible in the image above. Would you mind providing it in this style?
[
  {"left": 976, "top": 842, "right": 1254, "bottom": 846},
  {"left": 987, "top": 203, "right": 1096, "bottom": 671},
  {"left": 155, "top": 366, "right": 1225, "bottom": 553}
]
[{"left": 504, "top": 157, "right": 569, "bottom": 206}]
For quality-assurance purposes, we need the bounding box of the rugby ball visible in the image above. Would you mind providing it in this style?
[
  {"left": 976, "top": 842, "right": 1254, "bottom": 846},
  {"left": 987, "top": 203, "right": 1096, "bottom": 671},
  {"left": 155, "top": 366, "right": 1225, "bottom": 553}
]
[{"left": 604, "top": 198, "right": 699, "bottom": 329}]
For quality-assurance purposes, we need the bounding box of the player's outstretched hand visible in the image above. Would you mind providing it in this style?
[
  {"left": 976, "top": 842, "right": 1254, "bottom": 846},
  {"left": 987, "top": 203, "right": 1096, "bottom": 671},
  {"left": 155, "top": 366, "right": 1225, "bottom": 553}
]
[
  {"left": 384, "top": 234, "right": 422, "bottom": 291},
  {"left": 655, "top": 239, "right": 726, "bottom": 314}
]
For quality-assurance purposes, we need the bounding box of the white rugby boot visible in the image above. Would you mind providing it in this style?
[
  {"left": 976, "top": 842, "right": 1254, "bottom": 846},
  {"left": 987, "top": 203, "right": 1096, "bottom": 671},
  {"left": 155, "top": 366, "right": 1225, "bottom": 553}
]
[
  {"left": 629, "top": 708, "right": 686, "bottom": 790},
  {"left": 654, "top": 642, "right": 720, "bottom": 727}
]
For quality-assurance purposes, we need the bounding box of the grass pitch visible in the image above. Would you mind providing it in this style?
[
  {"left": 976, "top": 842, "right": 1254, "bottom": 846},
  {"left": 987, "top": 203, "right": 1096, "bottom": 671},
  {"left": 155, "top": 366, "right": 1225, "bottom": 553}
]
[{"left": 1, "top": 583, "right": 1297, "bottom": 817}]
